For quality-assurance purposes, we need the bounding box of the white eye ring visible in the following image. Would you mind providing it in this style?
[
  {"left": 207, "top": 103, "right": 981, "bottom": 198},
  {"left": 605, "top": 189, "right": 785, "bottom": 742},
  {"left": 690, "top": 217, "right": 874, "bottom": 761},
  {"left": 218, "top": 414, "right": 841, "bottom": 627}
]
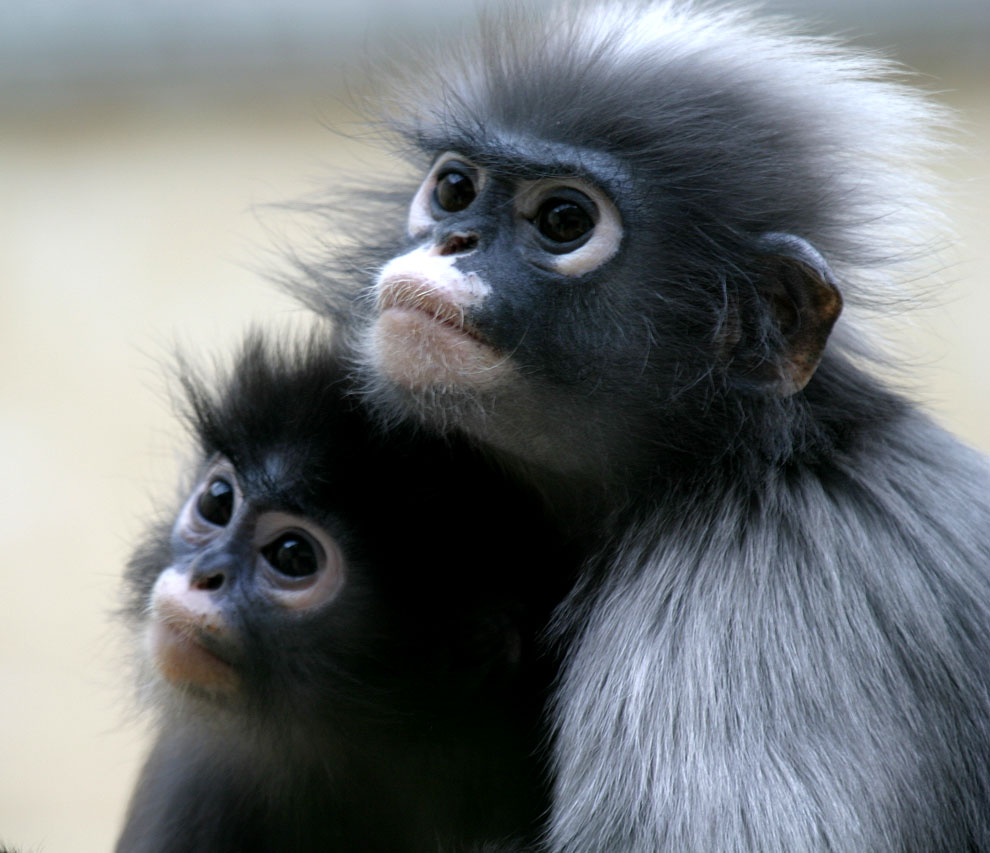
[
  {"left": 175, "top": 457, "right": 242, "bottom": 546},
  {"left": 252, "top": 511, "right": 346, "bottom": 612},
  {"left": 515, "top": 178, "right": 623, "bottom": 276},
  {"left": 408, "top": 152, "right": 486, "bottom": 239}
]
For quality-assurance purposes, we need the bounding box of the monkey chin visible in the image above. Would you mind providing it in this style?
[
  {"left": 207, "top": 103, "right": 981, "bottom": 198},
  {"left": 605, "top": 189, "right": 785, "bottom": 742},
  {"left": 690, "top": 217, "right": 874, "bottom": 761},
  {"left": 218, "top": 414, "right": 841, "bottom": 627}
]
[
  {"left": 372, "top": 306, "right": 511, "bottom": 392},
  {"left": 147, "top": 621, "right": 239, "bottom": 696}
]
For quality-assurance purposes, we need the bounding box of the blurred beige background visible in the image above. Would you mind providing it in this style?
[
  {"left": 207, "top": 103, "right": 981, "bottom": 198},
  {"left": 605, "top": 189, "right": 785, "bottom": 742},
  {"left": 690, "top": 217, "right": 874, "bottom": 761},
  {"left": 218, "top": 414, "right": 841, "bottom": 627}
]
[{"left": 0, "top": 2, "right": 987, "bottom": 851}]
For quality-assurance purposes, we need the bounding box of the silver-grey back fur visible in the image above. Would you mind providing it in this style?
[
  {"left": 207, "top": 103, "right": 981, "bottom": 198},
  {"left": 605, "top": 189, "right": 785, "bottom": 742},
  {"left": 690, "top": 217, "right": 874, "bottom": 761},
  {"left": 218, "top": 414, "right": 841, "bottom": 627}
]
[{"left": 551, "top": 416, "right": 990, "bottom": 851}]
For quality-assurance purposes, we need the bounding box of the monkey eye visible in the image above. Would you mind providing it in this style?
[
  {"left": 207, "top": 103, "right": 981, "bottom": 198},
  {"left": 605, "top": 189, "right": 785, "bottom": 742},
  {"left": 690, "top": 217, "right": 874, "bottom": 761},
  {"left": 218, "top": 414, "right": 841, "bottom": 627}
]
[
  {"left": 518, "top": 184, "right": 602, "bottom": 257},
  {"left": 407, "top": 153, "right": 483, "bottom": 238},
  {"left": 433, "top": 166, "right": 477, "bottom": 213},
  {"left": 516, "top": 179, "right": 620, "bottom": 274},
  {"left": 535, "top": 198, "right": 595, "bottom": 245},
  {"left": 176, "top": 460, "right": 242, "bottom": 545},
  {"left": 260, "top": 531, "right": 322, "bottom": 579},
  {"left": 196, "top": 477, "right": 235, "bottom": 526},
  {"left": 253, "top": 512, "right": 344, "bottom": 611}
]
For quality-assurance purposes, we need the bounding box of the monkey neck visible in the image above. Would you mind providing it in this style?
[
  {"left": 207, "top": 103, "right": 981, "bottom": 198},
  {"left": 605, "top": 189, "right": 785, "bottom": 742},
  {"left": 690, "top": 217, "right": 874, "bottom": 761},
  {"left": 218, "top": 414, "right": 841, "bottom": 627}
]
[{"left": 494, "top": 354, "right": 913, "bottom": 535}]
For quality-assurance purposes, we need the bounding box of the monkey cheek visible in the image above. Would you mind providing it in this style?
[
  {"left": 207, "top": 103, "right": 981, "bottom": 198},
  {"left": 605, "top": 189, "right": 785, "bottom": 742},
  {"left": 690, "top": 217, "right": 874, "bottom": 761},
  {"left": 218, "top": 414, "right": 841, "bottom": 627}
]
[
  {"left": 372, "top": 307, "right": 511, "bottom": 391},
  {"left": 146, "top": 620, "right": 239, "bottom": 693}
]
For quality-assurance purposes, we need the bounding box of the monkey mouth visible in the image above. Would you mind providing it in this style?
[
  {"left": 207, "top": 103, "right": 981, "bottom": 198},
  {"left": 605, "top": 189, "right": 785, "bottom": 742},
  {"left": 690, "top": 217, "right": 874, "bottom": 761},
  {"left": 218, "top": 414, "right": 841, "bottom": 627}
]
[
  {"left": 149, "top": 621, "right": 239, "bottom": 692},
  {"left": 373, "top": 273, "right": 510, "bottom": 390},
  {"left": 377, "top": 277, "right": 487, "bottom": 345}
]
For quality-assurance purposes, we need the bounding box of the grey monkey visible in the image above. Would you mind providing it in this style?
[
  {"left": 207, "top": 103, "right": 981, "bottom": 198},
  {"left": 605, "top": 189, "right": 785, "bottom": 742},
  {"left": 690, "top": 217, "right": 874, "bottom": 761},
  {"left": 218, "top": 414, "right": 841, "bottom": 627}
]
[{"left": 295, "top": 4, "right": 990, "bottom": 851}]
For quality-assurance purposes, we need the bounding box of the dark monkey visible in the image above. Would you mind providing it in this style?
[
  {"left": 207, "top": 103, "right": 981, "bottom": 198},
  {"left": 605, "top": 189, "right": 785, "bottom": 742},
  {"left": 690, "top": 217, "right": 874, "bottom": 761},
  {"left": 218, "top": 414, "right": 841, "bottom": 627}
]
[
  {"left": 117, "top": 333, "right": 571, "bottom": 852},
  {"left": 293, "top": 4, "right": 990, "bottom": 851}
]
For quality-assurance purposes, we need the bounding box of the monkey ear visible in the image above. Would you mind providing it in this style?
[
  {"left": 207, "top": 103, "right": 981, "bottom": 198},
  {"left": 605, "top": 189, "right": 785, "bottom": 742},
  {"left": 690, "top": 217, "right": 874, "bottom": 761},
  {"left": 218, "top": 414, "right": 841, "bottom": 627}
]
[{"left": 750, "top": 232, "right": 843, "bottom": 396}]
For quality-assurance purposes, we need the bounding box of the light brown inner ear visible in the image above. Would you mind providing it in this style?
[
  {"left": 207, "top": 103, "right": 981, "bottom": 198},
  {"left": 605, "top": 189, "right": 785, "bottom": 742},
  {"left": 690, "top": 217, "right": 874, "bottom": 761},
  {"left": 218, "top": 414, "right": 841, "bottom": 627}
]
[{"left": 760, "top": 254, "right": 843, "bottom": 395}]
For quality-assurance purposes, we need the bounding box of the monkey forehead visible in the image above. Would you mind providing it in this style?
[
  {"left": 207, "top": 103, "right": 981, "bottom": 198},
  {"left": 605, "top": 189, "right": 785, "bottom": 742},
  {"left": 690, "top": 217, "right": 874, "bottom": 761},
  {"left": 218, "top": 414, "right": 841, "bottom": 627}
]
[
  {"left": 252, "top": 451, "right": 292, "bottom": 494},
  {"left": 222, "top": 450, "right": 326, "bottom": 513},
  {"left": 252, "top": 450, "right": 343, "bottom": 506}
]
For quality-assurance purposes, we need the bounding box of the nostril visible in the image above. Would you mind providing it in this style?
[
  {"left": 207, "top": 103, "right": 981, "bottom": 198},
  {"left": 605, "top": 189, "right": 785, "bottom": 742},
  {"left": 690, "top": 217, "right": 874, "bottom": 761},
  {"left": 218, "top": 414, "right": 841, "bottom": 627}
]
[
  {"left": 438, "top": 232, "right": 479, "bottom": 256},
  {"left": 194, "top": 573, "right": 224, "bottom": 592}
]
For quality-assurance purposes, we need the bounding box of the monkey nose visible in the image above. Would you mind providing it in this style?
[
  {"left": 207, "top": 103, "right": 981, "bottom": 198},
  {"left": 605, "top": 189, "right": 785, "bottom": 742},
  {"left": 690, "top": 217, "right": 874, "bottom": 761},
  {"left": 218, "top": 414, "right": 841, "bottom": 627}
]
[
  {"left": 437, "top": 231, "right": 479, "bottom": 256},
  {"left": 192, "top": 571, "right": 225, "bottom": 592}
]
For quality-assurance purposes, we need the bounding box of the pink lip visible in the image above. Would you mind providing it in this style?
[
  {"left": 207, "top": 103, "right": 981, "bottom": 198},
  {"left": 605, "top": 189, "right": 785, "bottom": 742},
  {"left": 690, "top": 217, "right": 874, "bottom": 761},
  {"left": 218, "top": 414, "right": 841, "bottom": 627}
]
[
  {"left": 150, "top": 621, "right": 238, "bottom": 691},
  {"left": 378, "top": 278, "right": 485, "bottom": 342}
]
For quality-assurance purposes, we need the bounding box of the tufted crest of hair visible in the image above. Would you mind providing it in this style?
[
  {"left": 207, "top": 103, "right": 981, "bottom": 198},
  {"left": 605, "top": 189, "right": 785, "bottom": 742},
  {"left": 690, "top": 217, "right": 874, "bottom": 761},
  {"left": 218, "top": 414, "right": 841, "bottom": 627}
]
[{"left": 177, "top": 330, "right": 369, "bottom": 498}]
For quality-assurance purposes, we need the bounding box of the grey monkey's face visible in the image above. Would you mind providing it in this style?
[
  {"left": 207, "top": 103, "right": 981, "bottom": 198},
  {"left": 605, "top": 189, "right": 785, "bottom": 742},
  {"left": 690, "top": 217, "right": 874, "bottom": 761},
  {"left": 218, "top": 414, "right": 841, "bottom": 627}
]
[
  {"left": 358, "top": 138, "right": 841, "bottom": 480},
  {"left": 358, "top": 147, "right": 646, "bottom": 477},
  {"left": 368, "top": 150, "right": 624, "bottom": 400}
]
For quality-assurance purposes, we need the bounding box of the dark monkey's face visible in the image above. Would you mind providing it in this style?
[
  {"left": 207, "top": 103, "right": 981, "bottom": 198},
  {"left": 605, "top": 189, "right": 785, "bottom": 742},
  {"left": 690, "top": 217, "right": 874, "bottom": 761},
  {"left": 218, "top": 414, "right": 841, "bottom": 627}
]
[
  {"left": 145, "top": 456, "right": 346, "bottom": 702},
  {"left": 134, "top": 440, "right": 501, "bottom": 725}
]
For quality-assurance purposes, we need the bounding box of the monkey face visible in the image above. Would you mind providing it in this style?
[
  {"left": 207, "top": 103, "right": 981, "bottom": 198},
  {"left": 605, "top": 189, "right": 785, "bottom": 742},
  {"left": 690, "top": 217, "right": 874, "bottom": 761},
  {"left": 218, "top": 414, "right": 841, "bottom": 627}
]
[
  {"left": 357, "top": 142, "right": 662, "bottom": 475},
  {"left": 146, "top": 456, "right": 346, "bottom": 702},
  {"left": 371, "top": 149, "right": 623, "bottom": 395},
  {"left": 355, "top": 124, "right": 843, "bottom": 479}
]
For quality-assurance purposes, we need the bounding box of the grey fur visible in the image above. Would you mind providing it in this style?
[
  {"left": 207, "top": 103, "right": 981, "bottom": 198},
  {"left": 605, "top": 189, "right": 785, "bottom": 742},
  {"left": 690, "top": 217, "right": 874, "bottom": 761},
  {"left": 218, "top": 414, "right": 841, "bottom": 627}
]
[{"left": 550, "top": 416, "right": 990, "bottom": 851}]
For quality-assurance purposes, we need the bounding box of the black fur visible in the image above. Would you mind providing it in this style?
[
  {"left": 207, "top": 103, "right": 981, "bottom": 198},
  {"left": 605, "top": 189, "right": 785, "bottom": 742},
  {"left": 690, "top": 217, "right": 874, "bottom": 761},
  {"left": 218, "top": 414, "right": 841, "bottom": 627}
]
[
  {"left": 293, "top": 4, "right": 990, "bottom": 851},
  {"left": 118, "top": 332, "right": 573, "bottom": 852}
]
